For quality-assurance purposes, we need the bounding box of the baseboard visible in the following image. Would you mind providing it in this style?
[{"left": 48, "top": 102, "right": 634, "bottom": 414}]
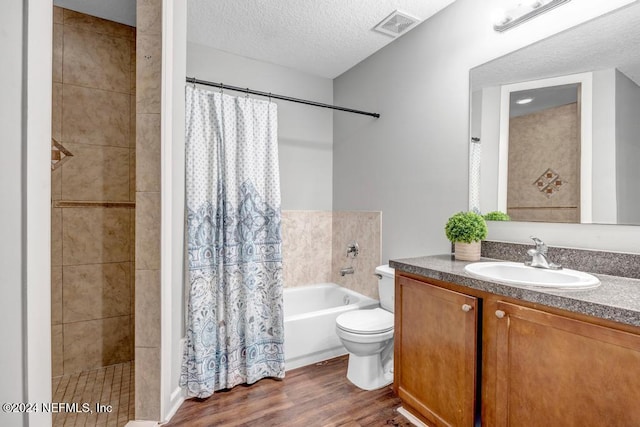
[
  {"left": 397, "top": 407, "right": 428, "bottom": 427},
  {"left": 163, "top": 386, "right": 186, "bottom": 423}
]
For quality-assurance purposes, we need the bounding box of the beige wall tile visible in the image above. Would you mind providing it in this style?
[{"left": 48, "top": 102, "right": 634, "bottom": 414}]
[
  {"left": 137, "top": 0, "right": 162, "bottom": 35},
  {"left": 53, "top": 23, "right": 63, "bottom": 83},
  {"left": 130, "top": 95, "right": 136, "bottom": 146},
  {"left": 63, "top": 262, "right": 131, "bottom": 323},
  {"left": 135, "top": 192, "right": 160, "bottom": 270},
  {"left": 135, "top": 347, "right": 160, "bottom": 420},
  {"left": 136, "top": 114, "right": 161, "bottom": 192},
  {"left": 52, "top": 82, "right": 62, "bottom": 142},
  {"left": 63, "top": 9, "right": 134, "bottom": 40},
  {"left": 63, "top": 26, "right": 130, "bottom": 93},
  {"left": 62, "top": 85, "right": 130, "bottom": 147},
  {"left": 62, "top": 207, "right": 130, "bottom": 265},
  {"left": 130, "top": 261, "right": 135, "bottom": 315},
  {"left": 53, "top": 6, "right": 63, "bottom": 24},
  {"left": 52, "top": 208, "right": 62, "bottom": 267},
  {"left": 130, "top": 148, "right": 136, "bottom": 202},
  {"left": 135, "top": 269, "right": 160, "bottom": 347},
  {"left": 136, "top": 34, "right": 161, "bottom": 114},
  {"left": 52, "top": 266, "right": 63, "bottom": 325},
  {"left": 52, "top": 167, "right": 62, "bottom": 201},
  {"left": 130, "top": 41, "right": 136, "bottom": 94},
  {"left": 281, "top": 211, "right": 333, "bottom": 287},
  {"left": 63, "top": 315, "right": 132, "bottom": 373},
  {"left": 60, "top": 143, "right": 130, "bottom": 202},
  {"left": 331, "top": 211, "right": 382, "bottom": 299},
  {"left": 130, "top": 209, "right": 136, "bottom": 260},
  {"left": 52, "top": 325, "right": 63, "bottom": 377}
]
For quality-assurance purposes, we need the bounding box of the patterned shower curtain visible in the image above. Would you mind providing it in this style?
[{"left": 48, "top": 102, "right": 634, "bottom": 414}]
[{"left": 180, "top": 86, "right": 285, "bottom": 398}]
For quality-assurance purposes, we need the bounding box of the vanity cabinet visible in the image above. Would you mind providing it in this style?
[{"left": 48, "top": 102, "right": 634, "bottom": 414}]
[
  {"left": 395, "top": 273, "right": 640, "bottom": 427},
  {"left": 493, "top": 301, "right": 640, "bottom": 426},
  {"left": 394, "top": 276, "right": 478, "bottom": 427}
]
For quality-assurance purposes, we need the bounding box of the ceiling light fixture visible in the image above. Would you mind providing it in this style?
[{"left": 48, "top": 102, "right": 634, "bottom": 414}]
[
  {"left": 494, "top": 0, "right": 571, "bottom": 32},
  {"left": 516, "top": 97, "right": 534, "bottom": 104}
]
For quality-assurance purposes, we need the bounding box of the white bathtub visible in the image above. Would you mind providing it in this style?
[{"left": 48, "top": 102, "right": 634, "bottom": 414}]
[{"left": 284, "top": 283, "right": 379, "bottom": 371}]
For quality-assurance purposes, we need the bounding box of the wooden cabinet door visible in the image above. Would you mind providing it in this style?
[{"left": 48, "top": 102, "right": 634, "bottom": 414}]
[
  {"left": 394, "top": 276, "right": 478, "bottom": 427},
  {"left": 494, "top": 301, "right": 640, "bottom": 427}
]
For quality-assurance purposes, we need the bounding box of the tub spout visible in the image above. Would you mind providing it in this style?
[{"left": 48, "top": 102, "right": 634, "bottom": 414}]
[{"left": 340, "top": 267, "right": 354, "bottom": 276}]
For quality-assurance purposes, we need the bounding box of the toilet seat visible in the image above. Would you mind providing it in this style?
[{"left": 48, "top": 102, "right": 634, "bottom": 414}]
[{"left": 336, "top": 308, "right": 394, "bottom": 335}]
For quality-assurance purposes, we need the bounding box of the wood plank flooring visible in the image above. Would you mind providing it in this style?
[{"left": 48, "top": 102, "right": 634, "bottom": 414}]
[{"left": 167, "top": 356, "right": 413, "bottom": 427}]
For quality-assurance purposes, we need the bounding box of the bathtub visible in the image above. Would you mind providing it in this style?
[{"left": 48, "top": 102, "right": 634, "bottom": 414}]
[{"left": 284, "top": 283, "right": 379, "bottom": 371}]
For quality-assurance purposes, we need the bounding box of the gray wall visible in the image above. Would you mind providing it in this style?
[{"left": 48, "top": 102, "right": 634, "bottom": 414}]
[
  {"left": 616, "top": 70, "right": 640, "bottom": 225},
  {"left": 333, "top": 0, "right": 640, "bottom": 261},
  {"left": 187, "top": 43, "right": 334, "bottom": 210},
  {"left": 0, "top": 1, "right": 26, "bottom": 425}
]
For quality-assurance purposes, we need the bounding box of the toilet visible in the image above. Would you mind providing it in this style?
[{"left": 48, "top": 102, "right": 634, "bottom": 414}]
[{"left": 335, "top": 265, "right": 395, "bottom": 390}]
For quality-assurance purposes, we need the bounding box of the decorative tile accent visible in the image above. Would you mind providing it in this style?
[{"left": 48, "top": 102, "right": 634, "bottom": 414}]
[
  {"left": 51, "top": 139, "right": 73, "bottom": 171},
  {"left": 533, "top": 168, "right": 564, "bottom": 198}
]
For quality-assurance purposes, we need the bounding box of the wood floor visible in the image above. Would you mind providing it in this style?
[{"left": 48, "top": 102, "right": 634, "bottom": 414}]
[{"left": 167, "top": 356, "right": 413, "bottom": 427}]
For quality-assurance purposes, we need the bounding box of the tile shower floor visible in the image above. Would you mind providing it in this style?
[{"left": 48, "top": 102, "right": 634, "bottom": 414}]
[{"left": 52, "top": 361, "right": 134, "bottom": 427}]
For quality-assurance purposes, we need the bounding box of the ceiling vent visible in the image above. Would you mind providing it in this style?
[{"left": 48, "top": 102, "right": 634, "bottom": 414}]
[{"left": 373, "top": 10, "right": 421, "bottom": 38}]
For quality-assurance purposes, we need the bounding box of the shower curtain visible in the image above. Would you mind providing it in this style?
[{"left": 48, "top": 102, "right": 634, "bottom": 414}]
[{"left": 180, "top": 86, "right": 285, "bottom": 398}]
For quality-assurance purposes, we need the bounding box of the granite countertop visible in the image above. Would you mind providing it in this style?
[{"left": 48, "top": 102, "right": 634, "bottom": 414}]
[{"left": 389, "top": 255, "right": 640, "bottom": 328}]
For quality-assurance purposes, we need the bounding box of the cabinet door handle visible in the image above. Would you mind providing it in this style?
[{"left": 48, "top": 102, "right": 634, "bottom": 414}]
[
  {"left": 461, "top": 304, "right": 473, "bottom": 312},
  {"left": 495, "top": 310, "right": 506, "bottom": 319}
]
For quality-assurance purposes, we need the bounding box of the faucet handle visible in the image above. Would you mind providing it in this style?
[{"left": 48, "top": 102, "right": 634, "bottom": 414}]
[{"left": 530, "top": 236, "right": 547, "bottom": 254}]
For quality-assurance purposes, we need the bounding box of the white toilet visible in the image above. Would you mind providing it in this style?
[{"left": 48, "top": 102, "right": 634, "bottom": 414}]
[{"left": 335, "top": 265, "right": 395, "bottom": 390}]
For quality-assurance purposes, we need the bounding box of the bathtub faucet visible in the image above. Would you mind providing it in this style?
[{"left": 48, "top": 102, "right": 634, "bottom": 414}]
[{"left": 340, "top": 267, "right": 354, "bottom": 276}]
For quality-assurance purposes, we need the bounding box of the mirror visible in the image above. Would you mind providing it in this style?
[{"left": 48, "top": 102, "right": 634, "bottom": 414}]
[{"left": 469, "top": 2, "right": 640, "bottom": 225}]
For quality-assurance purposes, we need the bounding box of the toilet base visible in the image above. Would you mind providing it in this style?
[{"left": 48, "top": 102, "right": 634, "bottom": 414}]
[{"left": 346, "top": 353, "right": 393, "bottom": 391}]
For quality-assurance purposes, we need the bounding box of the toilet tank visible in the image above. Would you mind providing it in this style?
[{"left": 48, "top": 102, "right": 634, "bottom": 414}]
[{"left": 375, "top": 265, "right": 396, "bottom": 312}]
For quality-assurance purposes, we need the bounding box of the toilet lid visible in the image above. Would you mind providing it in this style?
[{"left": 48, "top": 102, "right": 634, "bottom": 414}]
[{"left": 336, "top": 308, "right": 394, "bottom": 334}]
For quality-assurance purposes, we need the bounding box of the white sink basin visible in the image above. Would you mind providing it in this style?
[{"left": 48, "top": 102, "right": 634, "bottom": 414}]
[{"left": 464, "top": 261, "right": 600, "bottom": 290}]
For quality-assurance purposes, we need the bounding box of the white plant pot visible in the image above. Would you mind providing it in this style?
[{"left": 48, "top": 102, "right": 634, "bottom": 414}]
[{"left": 454, "top": 241, "right": 481, "bottom": 261}]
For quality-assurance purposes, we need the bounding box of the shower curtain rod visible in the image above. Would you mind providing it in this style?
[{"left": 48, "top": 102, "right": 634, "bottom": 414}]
[{"left": 186, "top": 77, "right": 380, "bottom": 118}]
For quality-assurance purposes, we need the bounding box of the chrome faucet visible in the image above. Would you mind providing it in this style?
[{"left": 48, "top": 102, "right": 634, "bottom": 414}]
[
  {"left": 525, "top": 236, "right": 562, "bottom": 270},
  {"left": 340, "top": 267, "right": 354, "bottom": 276}
]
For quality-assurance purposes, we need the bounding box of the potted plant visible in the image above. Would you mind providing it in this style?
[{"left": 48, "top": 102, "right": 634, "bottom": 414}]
[
  {"left": 483, "top": 211, "right": 511, "bottom": 221},
  {"left": 445, "top": 211, "right": 488, "bottom": 261}
]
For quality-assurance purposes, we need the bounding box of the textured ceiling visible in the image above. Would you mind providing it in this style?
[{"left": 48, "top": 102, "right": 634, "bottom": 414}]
[
  {"left": 187, "top": 0, "right": 457, "bottom": 79},
  {"left": 472, "top": 2, "right": 640, "bottom": 91}
]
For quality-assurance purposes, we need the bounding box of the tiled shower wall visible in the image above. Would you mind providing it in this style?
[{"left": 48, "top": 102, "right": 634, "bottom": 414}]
[
  {"left": 135, "top": 0, "right": 163, "bottom": 420},
  {"left": 507, "top": 102, "right": 580, "bottom": 223},
  {"left": 51, "top": 7, "right": 136, "bottom": 376},
  {"left": 281, "top": 211, "right": 382, "bottom": 299}
]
